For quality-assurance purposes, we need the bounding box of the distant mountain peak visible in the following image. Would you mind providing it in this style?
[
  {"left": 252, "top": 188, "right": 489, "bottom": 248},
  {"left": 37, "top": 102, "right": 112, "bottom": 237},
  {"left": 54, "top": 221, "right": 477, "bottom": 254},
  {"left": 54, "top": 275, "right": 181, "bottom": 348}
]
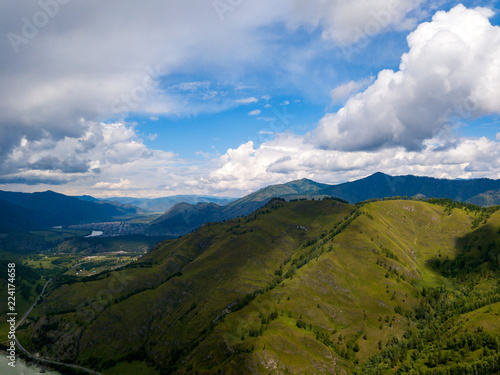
[{"left": 370, "top": 171, "right": 389, "bottom": 177}]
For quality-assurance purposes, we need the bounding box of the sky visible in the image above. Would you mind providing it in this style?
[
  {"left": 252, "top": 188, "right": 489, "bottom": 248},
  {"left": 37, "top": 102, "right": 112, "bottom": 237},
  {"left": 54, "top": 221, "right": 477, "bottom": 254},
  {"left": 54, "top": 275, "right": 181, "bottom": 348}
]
[{"left": 1, "top": 0, "right": 500, "bottom": 198}]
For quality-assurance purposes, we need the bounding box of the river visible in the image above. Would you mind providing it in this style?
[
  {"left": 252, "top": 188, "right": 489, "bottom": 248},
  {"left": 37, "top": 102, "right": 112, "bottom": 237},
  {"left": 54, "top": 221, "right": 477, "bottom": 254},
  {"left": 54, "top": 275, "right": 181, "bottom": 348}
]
[
  {"left": 0, "top": 353, "right": 61, "bottom": 374},
  {"left": 84, "top": 230, "right": 103, "bottom": 238}
]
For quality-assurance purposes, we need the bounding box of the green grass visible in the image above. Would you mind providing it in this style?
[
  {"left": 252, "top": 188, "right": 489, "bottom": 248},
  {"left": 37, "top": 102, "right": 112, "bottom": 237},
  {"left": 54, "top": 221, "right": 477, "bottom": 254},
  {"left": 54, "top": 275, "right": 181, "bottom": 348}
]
[
  {"left": 31, "top": 228, "right": 91, "bottom": 244},
  {"left": 102, "top": 360, "right": 157, "bottom": 375}
]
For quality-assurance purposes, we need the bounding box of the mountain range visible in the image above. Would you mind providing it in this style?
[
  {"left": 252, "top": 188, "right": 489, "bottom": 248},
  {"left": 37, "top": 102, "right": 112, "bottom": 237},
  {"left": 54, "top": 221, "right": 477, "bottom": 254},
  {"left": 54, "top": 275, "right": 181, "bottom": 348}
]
[
  {"left": 0, "top": 190, "right": 145, "bottom": 232},
  {"left": 147, "top": 172, "right": 500, "bottom": 236},
  {"left": 2, "top": 172, "right": 500, "bottom": 236}
]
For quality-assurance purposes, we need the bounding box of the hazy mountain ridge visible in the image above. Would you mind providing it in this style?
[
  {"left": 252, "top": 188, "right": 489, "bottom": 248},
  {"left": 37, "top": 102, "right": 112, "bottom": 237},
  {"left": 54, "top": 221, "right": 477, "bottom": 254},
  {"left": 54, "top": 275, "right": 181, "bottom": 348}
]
[
  {"left": 101, "top": 195, "right": 235, "bottom": 213},
  {"left": 0, "top": 190, "right": 145, "bottom": 230}
]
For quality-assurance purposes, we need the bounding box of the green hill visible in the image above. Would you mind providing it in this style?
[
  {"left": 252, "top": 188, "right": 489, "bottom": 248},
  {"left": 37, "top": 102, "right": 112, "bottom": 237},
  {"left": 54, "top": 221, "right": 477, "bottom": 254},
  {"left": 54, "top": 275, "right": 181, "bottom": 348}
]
[{"left": 15, "top": 198, "right": 500, "bottom": 374}]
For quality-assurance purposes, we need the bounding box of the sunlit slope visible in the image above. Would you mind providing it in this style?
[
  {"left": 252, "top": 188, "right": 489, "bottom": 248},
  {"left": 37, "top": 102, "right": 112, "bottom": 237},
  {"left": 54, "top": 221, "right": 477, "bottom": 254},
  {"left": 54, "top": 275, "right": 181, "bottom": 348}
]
[{"left": 177, "top": 200, "right": 483, "bottom": 374}]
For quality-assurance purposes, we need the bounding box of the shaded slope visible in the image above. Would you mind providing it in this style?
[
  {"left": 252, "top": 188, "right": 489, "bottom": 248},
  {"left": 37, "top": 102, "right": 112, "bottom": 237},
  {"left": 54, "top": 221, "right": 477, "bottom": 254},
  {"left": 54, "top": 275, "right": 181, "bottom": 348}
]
[
  {"left": 0, "top": 190, "right": 144, "bottom": 230},
  {"left": 0, "top": 199, "right": 47, "bottom": 232}
]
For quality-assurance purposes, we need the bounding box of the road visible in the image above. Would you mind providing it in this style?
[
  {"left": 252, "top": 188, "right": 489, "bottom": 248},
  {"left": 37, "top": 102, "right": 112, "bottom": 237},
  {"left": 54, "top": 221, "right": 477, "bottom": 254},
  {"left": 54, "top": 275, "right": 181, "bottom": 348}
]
[
  {"left": 15, "top": 278, "right": 51, "bottom": 331},
  {"left": 14, "top": 278, "right": 102, "bottom": 375}
]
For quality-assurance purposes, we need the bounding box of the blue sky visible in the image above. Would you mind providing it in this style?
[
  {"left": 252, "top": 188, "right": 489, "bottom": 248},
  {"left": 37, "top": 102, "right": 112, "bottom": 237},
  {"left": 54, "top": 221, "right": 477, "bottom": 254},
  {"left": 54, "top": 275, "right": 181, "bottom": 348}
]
[{"left": 0, "top": 1, "right": 499, "bottom": 197}]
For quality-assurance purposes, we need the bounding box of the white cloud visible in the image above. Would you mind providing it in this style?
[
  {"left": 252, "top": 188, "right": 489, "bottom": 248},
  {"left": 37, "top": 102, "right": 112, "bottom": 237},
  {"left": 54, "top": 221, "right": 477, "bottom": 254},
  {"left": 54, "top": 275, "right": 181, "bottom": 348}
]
[
  {"left": 93, "top": 178, "right": 133, "bottom": 190},
  {"left": 0, "top": 121, "right": 175, "bottom": 188},
  {"left": 237, "top": 97, "right": 259, "bottom": 104},
  {"left": 314, "top": 5, "right": 500, "bottom": 152},
  {"left": 249, "top": 109, "right": 261, "bottom": 116},
  {"left": 287, "top": 0, "right": 425, "bottom": 45},
  {"left": 330, "top": 77, "right": 374, "bottom": 104},
  {"left": 204, "top": 4, "right": 500, "bottom": 196}
]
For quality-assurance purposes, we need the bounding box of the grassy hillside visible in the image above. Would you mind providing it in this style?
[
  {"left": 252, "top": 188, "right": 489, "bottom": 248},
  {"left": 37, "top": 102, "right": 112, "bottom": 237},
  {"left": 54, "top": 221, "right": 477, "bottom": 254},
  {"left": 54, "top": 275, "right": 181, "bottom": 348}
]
[{"left": 16, "top": 198, "right": 500, "bottom": 374}]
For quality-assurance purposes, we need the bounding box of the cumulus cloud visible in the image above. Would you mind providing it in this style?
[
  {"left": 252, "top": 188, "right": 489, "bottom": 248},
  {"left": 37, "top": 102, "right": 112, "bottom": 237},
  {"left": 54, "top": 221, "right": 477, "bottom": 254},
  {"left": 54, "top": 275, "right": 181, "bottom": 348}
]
[
  {"left": 0, "top": 121, "right": 175, "bottom": 187},
  {"left": 93, "top": 178, "right": 133, "bottom": 190},
  {"left": 313, "top": 5, "right": 500, "bottom": 152},
  {"left": 330, "top": 77, "right": 375, "bottom": 104},
  {"left": 249, "top": 110, "right": 262, "bottom": 116}
]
